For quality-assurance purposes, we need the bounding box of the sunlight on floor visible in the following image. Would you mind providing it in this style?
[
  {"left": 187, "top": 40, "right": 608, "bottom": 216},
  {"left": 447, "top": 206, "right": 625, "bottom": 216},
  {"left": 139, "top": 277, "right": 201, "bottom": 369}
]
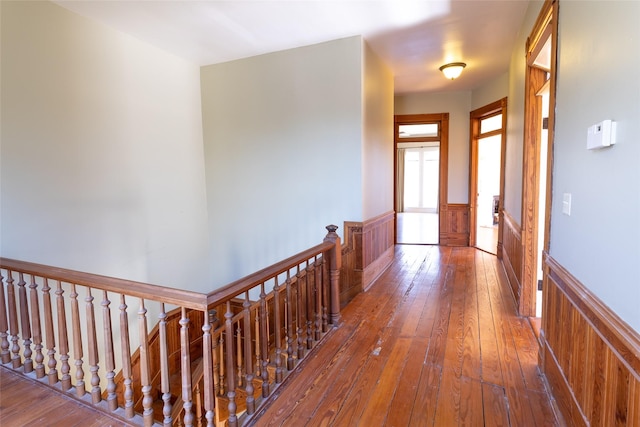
[
  {"left": 476, "top": 224, "right": 498, "bottom": 254},
  {"left": 397, "top": 212, "right": 438, "bottom": 244}
]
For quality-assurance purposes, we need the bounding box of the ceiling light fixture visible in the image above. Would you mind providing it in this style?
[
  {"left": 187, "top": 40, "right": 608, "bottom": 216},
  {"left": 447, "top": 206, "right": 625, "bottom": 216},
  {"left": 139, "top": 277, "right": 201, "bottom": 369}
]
[{"left": 439, "top": 62, "right": 466, "bottom": 80}]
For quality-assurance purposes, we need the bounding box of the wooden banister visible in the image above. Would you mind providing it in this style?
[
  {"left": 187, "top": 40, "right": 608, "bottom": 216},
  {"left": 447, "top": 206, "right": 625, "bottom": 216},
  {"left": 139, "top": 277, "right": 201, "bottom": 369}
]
[
  {"left": 205, "top": 241, "right": 334, "bottom": 307},
  {"left": 0, "top": 225, "right": 342, "bottom": 426},
  {"left": 0, "top": 258, "right": 209, "bottom": 311}
]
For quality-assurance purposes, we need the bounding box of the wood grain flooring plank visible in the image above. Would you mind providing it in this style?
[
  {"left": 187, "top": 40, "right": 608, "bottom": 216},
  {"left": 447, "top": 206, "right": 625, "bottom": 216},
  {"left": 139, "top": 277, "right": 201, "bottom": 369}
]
[
  {"left": 385, "top": 336, "right": 430, "bottom": 427},
  {"left": 359, "top": 337, "right": 412, "bottom": 426},
  {"left": 481, "top": 252, "right": 538, "bottom": 426},
  {"left": 458, "top": 376, "right": 484, "bottom": 427},
  {"left": 510, "top": 316, "right": 545, "bottom": 392},
  {"left": 0, "top": 367, "right": 133, "bottom": 426},
  {"left": 474, "top": 250, "right": 504, "bottom": 387},
  {"left": 440, "top": 249, "right": 469, "bottom": 377},
  {"left": 408, "top": 362, "right": 442, "bottom": 427},
  {"left": 434, "top": 366, "right": 462, "bottom": 426},
  {"left": 481, "top": 382, "right": 510, "bottom": 427},
  {"left": 461, "top": 252, "right": 481, "bottom": 382},
  {"left": 283, "top": 318, "right": 384, "bottom": 426},
  {"left": 528, "top": 389, "right": 560, "bottom": 426},
  {"left": 423, "top": 264, "right": 455, "bottom": 368},
  {"left": 328, "top": 330, "right": 400, "bottom": 426}
]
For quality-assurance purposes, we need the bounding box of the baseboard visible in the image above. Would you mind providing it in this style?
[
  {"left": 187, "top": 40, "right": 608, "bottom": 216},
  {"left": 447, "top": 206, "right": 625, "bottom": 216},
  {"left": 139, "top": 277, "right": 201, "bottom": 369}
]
[{"left": 363, "top": 246, "right": 394, "bottom": 291}]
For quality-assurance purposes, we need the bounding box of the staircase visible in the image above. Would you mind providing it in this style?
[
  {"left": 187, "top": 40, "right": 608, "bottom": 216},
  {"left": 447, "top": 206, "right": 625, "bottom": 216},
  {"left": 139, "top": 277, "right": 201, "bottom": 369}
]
[{"left": 0, "top": 225, "right": 343, "bottom": 426}]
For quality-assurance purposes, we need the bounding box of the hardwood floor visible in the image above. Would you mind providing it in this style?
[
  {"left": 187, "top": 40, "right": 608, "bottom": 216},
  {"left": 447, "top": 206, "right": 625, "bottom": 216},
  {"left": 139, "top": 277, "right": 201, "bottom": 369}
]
[
  {"left": 0, "top": 246, "right": 560, "bottom": 426},
  {"left": 396, "top": 212, "right": 439, "bottom": 245},
  {"left": 0, "top": 366, "right": 136, "bottom": 426},
  {"left": 249, "top": 246, "right": 560, "bottom": 426}
]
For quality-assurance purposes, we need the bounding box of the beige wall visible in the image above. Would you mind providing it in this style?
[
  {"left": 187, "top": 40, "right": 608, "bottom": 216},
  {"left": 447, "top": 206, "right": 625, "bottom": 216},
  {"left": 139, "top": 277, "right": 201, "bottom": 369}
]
[
  {"left": 0, "top": 1, "right": 211, "bottom": 290},
  {"left": 200, "top": 37, "right": 364, "bottom": 286},
  {"left": 550, "top": 0, "right": 640, "bottom": 332},
  {"left": 362, "top": 41, "right": 394, "bottom": 220},
  {"left": 394, "top": 91, "right": 472, "bottom": 204},
  {"left": 503, "top": 1, "right": 544, "bottom": 223},
  {"left": 471, "top": 72, "right": 508, "bottom": 110}
]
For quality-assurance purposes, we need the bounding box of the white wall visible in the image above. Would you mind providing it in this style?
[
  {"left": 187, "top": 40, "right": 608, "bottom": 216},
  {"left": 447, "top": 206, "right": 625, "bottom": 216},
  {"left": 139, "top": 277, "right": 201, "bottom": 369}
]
[
  {"left": 362, "top": 41, "right": 394, "bottom": 219},
  {"left": 0, "top": 1, "right": 211, "bottom": 290},
  {"left": 200, "top": 37, "right": 363, "bottom": 287},
  {"left": 394, "top": 91, "right": 472, "bottom": 204},
  {"left": 550, "top": 0, "right": 640, "bottom": 332},
  {"left": 471, "top": 72, "right": 508, "bottom": 110},
  {"left": 503, "top": 1, "right": 544, "bottom": 223}
]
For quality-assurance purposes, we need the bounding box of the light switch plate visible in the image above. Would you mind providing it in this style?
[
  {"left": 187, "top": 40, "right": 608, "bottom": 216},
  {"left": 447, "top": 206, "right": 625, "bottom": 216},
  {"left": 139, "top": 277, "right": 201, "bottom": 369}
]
[{"left": 562, "top": 193, "right": 571, "bottom": 215}]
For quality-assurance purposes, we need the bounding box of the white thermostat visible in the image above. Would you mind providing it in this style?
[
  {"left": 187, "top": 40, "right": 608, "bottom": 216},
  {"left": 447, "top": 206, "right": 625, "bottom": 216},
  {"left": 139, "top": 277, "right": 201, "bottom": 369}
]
[{"left": 587, "top": 120, "right": 616, "bottom": 150}]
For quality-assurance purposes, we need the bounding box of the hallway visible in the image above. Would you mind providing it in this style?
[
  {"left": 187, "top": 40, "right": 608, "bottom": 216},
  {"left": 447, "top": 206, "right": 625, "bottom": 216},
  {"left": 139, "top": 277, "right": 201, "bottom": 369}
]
[{"left": 250, "top": 246, "right": 559, "bottom": 426}]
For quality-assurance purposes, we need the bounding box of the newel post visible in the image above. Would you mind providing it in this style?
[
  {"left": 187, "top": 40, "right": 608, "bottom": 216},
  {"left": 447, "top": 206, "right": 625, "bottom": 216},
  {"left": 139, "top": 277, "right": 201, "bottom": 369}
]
[{"left": 323, "top": 225, "right": 342, "bottom": 327}]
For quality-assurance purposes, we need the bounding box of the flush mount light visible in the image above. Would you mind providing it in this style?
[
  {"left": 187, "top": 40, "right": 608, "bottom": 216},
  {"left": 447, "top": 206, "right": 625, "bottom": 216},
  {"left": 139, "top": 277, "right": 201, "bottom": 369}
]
[{"left": 439, "top": 62, "right": 466, "bottom": 80}]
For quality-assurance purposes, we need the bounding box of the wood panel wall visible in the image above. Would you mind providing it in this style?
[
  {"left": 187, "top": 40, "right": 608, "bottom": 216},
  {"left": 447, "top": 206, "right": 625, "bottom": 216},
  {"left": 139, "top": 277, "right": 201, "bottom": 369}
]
[
  {"left": 342, "top": 211, "right": 395, "bottom": 302},
  {"left": 501, "top": 211, "right": 523, "bottom": 306},
  {"left": 340, "top": 229, "right": 361, "bottom": 308},
  {"left": 541, "top": 253, "right": 640, "bottom": 427},
  {"left": 439, "top": 204, "right": 469, "bottom": 246}
]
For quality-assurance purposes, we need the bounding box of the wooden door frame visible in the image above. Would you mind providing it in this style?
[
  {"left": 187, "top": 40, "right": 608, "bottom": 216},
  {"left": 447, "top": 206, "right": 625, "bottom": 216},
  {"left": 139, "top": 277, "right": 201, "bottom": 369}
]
[
  {"left": 519, "top": 0, "right": 558, "bottom": 317},
  {"left": 469, "top": 98, "right": 508, "bottom": 256},
  {"left": 393, "top": 113, "right": 449, "bottom": 244}
]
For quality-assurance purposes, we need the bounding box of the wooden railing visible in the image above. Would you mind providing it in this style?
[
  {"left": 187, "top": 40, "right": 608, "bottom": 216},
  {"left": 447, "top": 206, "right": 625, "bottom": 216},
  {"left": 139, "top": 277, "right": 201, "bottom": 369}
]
[{"left": 0, "top": 225, "right": 341, "bottom": 426}]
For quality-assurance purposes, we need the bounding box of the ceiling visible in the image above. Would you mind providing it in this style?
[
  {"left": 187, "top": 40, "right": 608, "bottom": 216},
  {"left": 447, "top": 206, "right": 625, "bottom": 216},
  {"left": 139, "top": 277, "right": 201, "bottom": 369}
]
[{"left": 54, "top": 0, "right": 530, "bottom": 94}]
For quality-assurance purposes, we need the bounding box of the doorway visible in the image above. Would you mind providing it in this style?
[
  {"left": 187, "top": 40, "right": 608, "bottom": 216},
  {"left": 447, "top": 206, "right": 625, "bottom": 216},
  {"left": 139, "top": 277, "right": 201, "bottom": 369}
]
[
  {"left": 398, "top": 145, "right": 440, "bottom": 244},
  {"left": 394, "top": 114, "right": 449, "bottom": 245},
  {"left": 469, "top": 99, "right": 507, "bottom": 255},
  {"left": 520, "top": 0, "right": 557, "bottom": 318}
]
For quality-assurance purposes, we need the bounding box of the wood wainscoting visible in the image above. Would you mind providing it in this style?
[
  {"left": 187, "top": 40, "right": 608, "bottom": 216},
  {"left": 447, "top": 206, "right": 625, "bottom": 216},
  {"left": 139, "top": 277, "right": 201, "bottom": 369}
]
[
  {"left": 439, "top": 203, "right": 469, "bottom": 246},
  {"left": 501, "top": 211, "right": 523, "bottom": 307},
  {"left": 343, "top": 212, "right": 395, "bottom": 300},
  {"left": 541, "top": 253, "right": 640, "bottom": 426}
]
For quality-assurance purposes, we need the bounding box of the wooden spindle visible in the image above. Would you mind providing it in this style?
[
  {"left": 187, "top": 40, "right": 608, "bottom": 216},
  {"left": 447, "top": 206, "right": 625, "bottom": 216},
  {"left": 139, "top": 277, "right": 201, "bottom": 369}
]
[
  {"left": 102, "top": 290, "right": 117, "bottom": 411},
  {"left": 193, "top": 382, "right": 203, "bottom": 426},
  {"left": 6, "top": 271, "right": 21, "bottom": 368},
  {"left": 159, "top": 304, "right": 172, "bottom": 427},
  {"left": 224, "top": 301, "right": 237, "bottom": 427},
  {"left": 202, "top": 311, "right": 214, "bottom": 427},
  {"left": 119, "top": 294, "right": 134, "bottom": 419},
  {"left": 29, "top": 275, "right": 45, "bottom": 378},
  {"left": 296, "top": 266, "right": 305, "bottom": 360},
  {"left": 254, "top": 310, "right": 261, "bottom": 378},
  {"left": 273, "top": 276, "right": 283, "bottom": 383},
  {"left": 86, "top": 288, "right": 101, "bottom": 403},
  {"left": 305, "top": 262, "right": 314, "bottom": 349},
  {"left": 212, "top": 329, "right": 221, "bottom": 396},
  {"left": 321, "top": 257, "right": 329, "bottom": 333},
  {"left": 56, "top": 281, "right": 71, "bottom": 391},
  {"left": 138, "top": 299, "right": 154, "bottom": 426},
  {"left": 259, "top": 283, "right": 270, "bottom": 397},
  {"left": 42, "top": 278, "right": 58, "bottom": 385},
  {"left": 70, "top": 283, "right": 85, "bottom": 397},
  {"left": 219, "top": 334, "right": 225, "bottom": 396},
  {"left": 18, "top": 273, "right": 33, "bottom": 373},
  {"left": 285, "top": 271, "right": 294, "bottom": 371},
  {"left": 243, "top": 292, "right": 255, "bottom": 415},
  {"left": 236, "top": 323, "right": 242, "bottom": 387},
  {"left": 0, "top": 271, "right": 12, "bottom": 364},
  {"left": 179, "top": 307, "right": 194, "bottom": 427},
  {"left": 314, "top": 257, "right": 322, "bottom": 340}
]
